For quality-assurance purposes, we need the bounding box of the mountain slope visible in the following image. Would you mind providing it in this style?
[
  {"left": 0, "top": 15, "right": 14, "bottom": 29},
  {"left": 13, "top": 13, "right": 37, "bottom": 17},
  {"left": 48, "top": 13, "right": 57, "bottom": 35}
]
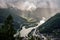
[
  {"left": 38, "top": 13, "right": 60, "bottom": 38},
  {"left": 27, "top": 13, "right": 60, "bottom": 40},
  {"left": 0, "top": 8, "right": 27, "bottom": 30},
  {"left": 0, "top": 7, "right": 38, "bottom": 31}
]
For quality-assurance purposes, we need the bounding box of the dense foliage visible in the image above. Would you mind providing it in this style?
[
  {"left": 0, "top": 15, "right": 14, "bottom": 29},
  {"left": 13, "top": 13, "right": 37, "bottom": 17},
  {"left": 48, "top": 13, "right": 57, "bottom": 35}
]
[
  {"left": 0, "top": 15, "right": 16, "bottom": 40},
  {"left": 38, "top": 13, "right": 60, "bottom": 37}
]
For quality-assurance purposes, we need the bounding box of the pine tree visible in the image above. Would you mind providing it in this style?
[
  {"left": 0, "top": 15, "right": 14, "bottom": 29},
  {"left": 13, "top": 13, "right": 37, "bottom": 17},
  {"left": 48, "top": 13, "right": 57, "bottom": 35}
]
[{"left": 0, "top": 15, "right": 15, "bottom": 40}]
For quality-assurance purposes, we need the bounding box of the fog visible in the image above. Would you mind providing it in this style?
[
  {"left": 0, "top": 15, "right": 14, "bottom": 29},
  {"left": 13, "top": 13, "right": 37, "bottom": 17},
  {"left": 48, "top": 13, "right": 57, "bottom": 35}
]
[
  {"left": 0, "top": 0, "right": 60, "bottom": 9},
  {"left": 0, "top": 0, "right": 60, "bottom": 20}
]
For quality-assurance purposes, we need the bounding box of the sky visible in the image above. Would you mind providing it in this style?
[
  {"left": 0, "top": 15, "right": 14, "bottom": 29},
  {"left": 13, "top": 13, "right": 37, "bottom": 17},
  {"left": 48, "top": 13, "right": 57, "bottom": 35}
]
[{"left": 0, "top": 0, "right": 60, "bottom": 11}]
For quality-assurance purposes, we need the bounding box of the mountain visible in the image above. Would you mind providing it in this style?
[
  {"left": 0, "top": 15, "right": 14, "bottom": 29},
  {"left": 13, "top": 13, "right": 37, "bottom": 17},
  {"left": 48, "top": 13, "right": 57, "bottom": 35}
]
[
  {"left": 26, "top": 13, "right": 60, "bottom": 40},
  {"left": 36, "top": 13, "right": 60, "bottom": 39},
  {"left": 0, "top": 7, "right": 38, "bottom": 31},
  {"left": 0, "top": 8, "right": 27, "bottom": 30},
  {"left": 26, "top": 8, "right": 59, "bottom": 20}
]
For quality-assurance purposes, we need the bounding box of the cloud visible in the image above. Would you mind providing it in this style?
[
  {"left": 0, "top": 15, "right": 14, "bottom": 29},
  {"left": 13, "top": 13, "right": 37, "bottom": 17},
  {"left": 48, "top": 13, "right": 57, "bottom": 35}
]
[
  {"left": 0, "top": 0, "right": 59, "bottom": 10},
  {"left": 21, "top": 1, "right": 37, "bottom": 11}
]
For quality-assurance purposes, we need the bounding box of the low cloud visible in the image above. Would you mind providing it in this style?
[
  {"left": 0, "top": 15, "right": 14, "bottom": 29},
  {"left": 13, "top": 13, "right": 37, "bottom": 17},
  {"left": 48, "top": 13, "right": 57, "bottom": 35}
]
[{"left": 0, "top": 0, "right": 59, "bottom": 11}]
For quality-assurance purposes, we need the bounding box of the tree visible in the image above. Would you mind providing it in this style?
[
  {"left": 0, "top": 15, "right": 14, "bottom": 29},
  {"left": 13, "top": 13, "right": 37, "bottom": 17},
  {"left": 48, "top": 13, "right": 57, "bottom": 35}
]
[{"left": 0, "top": 15, "right": 15, "bottom": 40}]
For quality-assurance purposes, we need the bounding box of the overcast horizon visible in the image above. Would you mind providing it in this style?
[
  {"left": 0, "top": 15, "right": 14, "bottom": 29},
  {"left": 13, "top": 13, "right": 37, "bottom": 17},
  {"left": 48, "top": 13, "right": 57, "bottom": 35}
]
[{"left": 0, "top": 0, "right": 60, "bottom": 11}]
